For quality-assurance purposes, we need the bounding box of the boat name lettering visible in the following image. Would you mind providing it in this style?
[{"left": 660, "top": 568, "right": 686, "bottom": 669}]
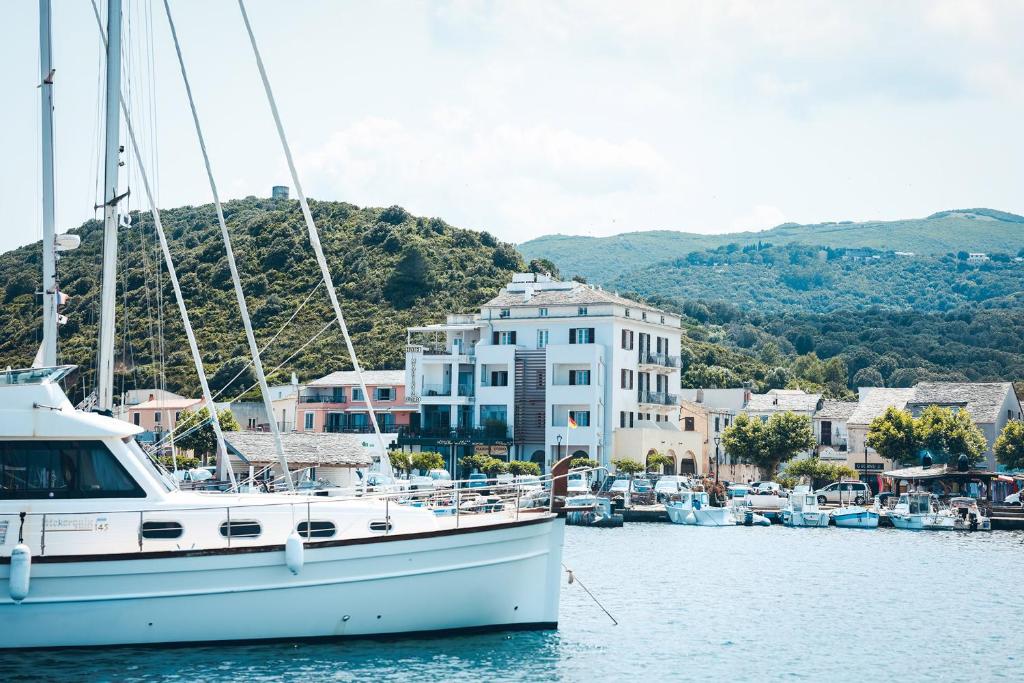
[
  {"left": 44, "top": 516, "right": 109, "bottom": 532},
  {"left": 854, "top": 463, "right": 884, "bottom": 472}
]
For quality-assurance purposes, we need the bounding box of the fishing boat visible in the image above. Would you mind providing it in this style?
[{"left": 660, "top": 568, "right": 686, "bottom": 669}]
[
  {"left": 666, "top": 491, "right": 734, "bottom": 526},
  {"left": 781, "top": 493, "right": 830, "bottom": 527},
  {"left": 830, "top": 505, "right": 880, "bottom": 529},
  {"left": 0, "top": 1, "right": 566, "bottom": 649},
  {"left": 948, "top": 497, "right": 991, "bottom": 531},
  {"left": 888, "top": 493, "right": 955, "bottom": 530}
]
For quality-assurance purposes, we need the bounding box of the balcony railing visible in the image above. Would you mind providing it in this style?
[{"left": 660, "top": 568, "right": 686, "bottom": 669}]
[
  {"left": 421, "top": 384, "right": 451, "bottom": 397},
  {"left": 325, "top": 424, "right": 395, "bottom": 434},
  {"left": 638, "top": 390, "right": 679, "bottom": 406},
  {"left": 299, "top": 393, "right": 346, "bottom": 404},
  {"left": 639, "top": 352, "right": 680, "bottom": 368},
  {"left": 457, "top": 383, "right": 475, "bottom": 397},
  {"left": 397, "top": 425, "right": 512, "bottom": 441}
]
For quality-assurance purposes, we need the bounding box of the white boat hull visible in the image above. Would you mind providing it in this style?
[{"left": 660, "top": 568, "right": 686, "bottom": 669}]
[
  {"left": 0, "top": 516, "right": 564, "bottom": 649},
  {"left": 665, "top": 502, "right": 696, "bottom": 525},
  {"left": 692, "top": 507, "right": 736, "bottom": 527},
  {"left": 782, "top": 510, "right": 830, "bottom": 527},
  {"left": 889, "top": 513, "right": 955, "bottom": 530},
  {"left": 831, "top": 507, "right": 880, "bottom": 529}
]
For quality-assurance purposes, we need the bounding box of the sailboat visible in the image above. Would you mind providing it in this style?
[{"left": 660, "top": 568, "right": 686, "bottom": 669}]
[{"left": 0, "top": 1, "right": 566, "bottom": 649}]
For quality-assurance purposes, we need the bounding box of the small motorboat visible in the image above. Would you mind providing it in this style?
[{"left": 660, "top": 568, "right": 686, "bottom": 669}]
[
  {"left": 888, "top": 492, "right": 955, "bottom": 530},
  {"left": 948, "top": 497, "right": 991, "bottom": 531},
  {"left": 831, "top": 505, "right": 880, "bottom": 529},
  {"left": 666, "top": 490, "right": 734, "bottom": 526},
  {"left": 731, "top": 504, "right": 772, "bottom": 526},
  {"left": 782, "top": 493, "right": 830, "bottom": 527},
  {"left": 565, "top": 494, "right": 624, "bottom": 527}
]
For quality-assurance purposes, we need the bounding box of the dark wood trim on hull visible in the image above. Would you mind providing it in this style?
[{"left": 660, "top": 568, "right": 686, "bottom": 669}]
[
  {"left": 0, "top": 513, "right": 561, "bottom": 565},
  {"left": 3, "top": 621, "right": 560, "bottom": 652}
]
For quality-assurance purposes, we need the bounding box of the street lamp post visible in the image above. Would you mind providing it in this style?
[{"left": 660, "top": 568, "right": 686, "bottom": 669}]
[
  {"left": 556, "top": 435, "right": 563, "bottom": 466},
  {"left": 713, "top": 435, "right": 721, "bottom": 485}
]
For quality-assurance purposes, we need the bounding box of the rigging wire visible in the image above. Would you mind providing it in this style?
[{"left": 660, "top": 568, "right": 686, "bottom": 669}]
[
  {"left": 162, "top": 0, "right": 292, "bottom": 489},
  {"left": 208, "top": 279, "right": 325, "bottom": 402},
  {"left": 237, "top": 0, "right": 393, "bottom": 476},
  {"left": 89, "top": 0, "right": 235, "bottom": 488}
]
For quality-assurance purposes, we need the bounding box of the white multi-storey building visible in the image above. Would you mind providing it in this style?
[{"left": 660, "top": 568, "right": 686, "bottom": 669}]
[{"left": 399, "top": 273, "right": 687, "bottom": 474}]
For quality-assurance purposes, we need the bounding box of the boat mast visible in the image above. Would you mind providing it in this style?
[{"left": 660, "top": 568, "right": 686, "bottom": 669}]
[
  {"left": 96, "top": 0, "right": 123, "bottom": 411},
  {"left": 38, "top": 0, "right": 57, "bottom": 367}
]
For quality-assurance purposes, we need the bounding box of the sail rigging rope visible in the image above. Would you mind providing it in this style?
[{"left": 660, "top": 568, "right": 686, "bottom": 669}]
[
  {"left": 89, "top": 0, "right": 236, "bottom": 488},
  {"left": 163, "top": 0, "right": 293, "bottom": 490},
  {"left": 237, "top": 0, "right": 393, "bottom": 476}
]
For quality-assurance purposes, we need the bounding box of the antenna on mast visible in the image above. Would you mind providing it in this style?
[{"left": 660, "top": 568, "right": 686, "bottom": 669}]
[
  {"left": 38, "top": 0, "right": 57, "bottom": 367},
  {"left": 96, "top": 0, "right": 125, "bottom": 411}
]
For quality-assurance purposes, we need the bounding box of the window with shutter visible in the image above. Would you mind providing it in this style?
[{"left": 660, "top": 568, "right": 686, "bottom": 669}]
[
  {"left": 569, "top": 329, "right": 577, "bottom": 344},
  {"left": 492, "top": 331, "right": 499, "bottom": 344}
]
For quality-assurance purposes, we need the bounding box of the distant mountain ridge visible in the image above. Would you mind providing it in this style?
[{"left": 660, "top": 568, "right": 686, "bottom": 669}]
[{"left": 519, "top": 208, "right": 1024, "bottom": 283}]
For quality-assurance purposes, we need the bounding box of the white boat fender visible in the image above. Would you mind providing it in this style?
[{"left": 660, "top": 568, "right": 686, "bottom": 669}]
[
  {"left": 285, "top": 532, "right": 304, "bottom": 575},
  {"left": 9, "top": 544, "right": 31, "bottom": 602}
]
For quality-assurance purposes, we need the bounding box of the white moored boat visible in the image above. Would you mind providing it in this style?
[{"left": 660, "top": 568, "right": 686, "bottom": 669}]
[
  {"left": 888, "top": 492, "right": 955, "bottom": 530},
  {"left": 781, "top": 493, "right": 830, "bottom": 528},
  {"left": 665, "top": 491, "right": 735, "bottom": 526},
  {"left": 0, "top": 367, "right": 566, "bottom": 649}
]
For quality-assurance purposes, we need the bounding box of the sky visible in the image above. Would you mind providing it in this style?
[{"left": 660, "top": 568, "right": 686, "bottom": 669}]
[{"left": 2, "top": 0, "right": 1023, "bottom": 254}]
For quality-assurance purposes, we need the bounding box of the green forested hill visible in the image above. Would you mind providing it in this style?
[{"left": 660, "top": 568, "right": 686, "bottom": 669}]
[
  {"left": 520, "top": 208, "right": 1024, "bottom": 282},
  {"left": 615, "top": 243, "right": 1024, "bottom": 314},
  {"left": 0, "top": 197, "right": 524, "bottom": 401}
]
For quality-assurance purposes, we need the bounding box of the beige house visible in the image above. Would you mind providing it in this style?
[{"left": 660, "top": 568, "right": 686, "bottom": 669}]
[
  {"left": 126, "top": 397, "right": 201, "bottom": 434},
  {"left": 613, "top": 419, "right": 702, "bottom": 475},
  {"left": 678, "top": 400, "right": 759, "bottom": 482}
]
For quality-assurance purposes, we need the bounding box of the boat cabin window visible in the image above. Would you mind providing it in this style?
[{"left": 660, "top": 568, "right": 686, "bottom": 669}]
[
  {"left": 141, "top": 521, "right": 184, "bottom": 539},
  {"left": 219, "top": 521, "right": 262, "bottom": 538},
  {"left": 369, "top": 520, "right": 392, "bottom": 533},
  {"left": 0, "top": 440, "right": 145, "bottom": 499},
  {"left": 297, "top": 521, "right": 336, "bottom": 539}
]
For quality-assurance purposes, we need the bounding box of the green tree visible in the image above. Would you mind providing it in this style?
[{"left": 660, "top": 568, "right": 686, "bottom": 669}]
[
  {"left": 384, "top": 244, "right": 433, "bottom": 308},
  {"left": 459, "top": 454, "right": 491, "bottom": 473},
  {"left": 175, "top": 407, "right": 240, "bottom": 459},
  {"left": 943, "top": 409, "right": 988, "bottom": 467},
  {"left": 852, "top": 366, "right": 884, "bottom": 388},
  {"left": 994, "top": 420, "right": 1024, "bottom": 470},
  {"left": 528, "top": 258, "right": 560, "bottom": 279},
  {"left": 388, "top": 450, "right": 413, "bottom": 475},
  {"left": 866, "top": 407, "right": 918, "bottom": 466},
  {"left": 611, "top": 458, "right": 645, "bottom": 476},
  {"left": 411, "top": 451, "right": 444, "bottom": 473},
  {"left": 481, "top": 457, "right": 509, "bottom": 476},
  {"left": 721, "top": 414, "right": 765, "bottom": 473},
  {"left": 645, "top": 451, "right": 672, "bottom": 473},
  {"left": 509, "top": 460, "right": 541, "bottom": 476},
  {"left": 570, "top": 457, "right": 599, "bottom": 470},
  {"left": 760, "top": 412, "right": 816, "bottom": 478}
]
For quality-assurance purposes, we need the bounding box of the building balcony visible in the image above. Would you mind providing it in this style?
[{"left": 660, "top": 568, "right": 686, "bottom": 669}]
[
  {"left": 299, "top": 393, "right": 346, "bottom": 404},
  {"left": 325, "top": 424, "right": 396, "bottom": 434},
  {"left": 421, "top": 384, "right": 451, "bottom": 397},
  {"left": 638, "top": 390, "right": 679, "bottom": 406},
  {"left": 396, "top": 424, "right": 513, "bottom": 444},
  {"left": 639, "top": 352, "right": 680, "bottom": 369}
]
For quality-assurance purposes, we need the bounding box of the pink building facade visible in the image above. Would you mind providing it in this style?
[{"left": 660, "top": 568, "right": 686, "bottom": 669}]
[
  {"left": 296, "top": 370, "right": 414, "bottom": 434},
  {"left": 127, "top": 397, "right": 201, "bottom": 434}
]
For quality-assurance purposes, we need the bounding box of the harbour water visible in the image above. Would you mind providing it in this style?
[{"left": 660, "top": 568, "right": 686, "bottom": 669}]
[{"left": 3, "top": 524, "right": 1021, "bottom": 682}]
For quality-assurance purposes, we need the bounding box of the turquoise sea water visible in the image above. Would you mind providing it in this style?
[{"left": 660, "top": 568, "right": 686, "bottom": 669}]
[{"left": 2, "top": 524, "right": 1022, "bottom": 682}]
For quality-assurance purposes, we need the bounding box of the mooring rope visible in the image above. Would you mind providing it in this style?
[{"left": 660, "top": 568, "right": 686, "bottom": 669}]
[{"left": 562, "top": 563, "right": 618, "bottom": 626}]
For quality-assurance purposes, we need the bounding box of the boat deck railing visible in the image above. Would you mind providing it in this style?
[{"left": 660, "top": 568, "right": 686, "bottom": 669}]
[{"left": 2, "top": 467, "right": 601, "bottom": 558}]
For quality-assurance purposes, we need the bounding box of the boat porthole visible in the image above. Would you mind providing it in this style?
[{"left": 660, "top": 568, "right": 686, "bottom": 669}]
[
  {"left": 514, "top": 606, "right": 518, "bottom": 611},
  {"left": 377, "top": 615, "right": 382, "bottom": 619},
  {"left": 343, "top": 615, "right": 350, "bottom": 621}
]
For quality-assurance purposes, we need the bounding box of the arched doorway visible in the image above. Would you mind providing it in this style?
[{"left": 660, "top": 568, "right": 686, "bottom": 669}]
[
  {"left": 679, "top": 450, "right": 697, "bottom": 475},
  {"left": 571, "top": 449, "right": 588, "bottom": 459},
  {"left": 531, "top": 449, "right": 545, "bottom": 468},
  {"left": 665, "top": 449, "right": 678, "bottom": 475}
]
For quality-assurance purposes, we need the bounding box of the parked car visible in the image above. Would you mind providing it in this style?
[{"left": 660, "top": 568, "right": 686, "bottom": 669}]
[
  {"left": 815, "top": 480, "right": 872, "bottom": 505},
  {"left": 654, "top": 475, "right": 686, "bottom": 501},
  {"left": 466, "top": 473, "right": 489, "bottom": 490},
  {"left": 409, "top": 468, "right": 453, "bottom": 491},
  {"left": 752, "top": 481, "right": 783, "bottom": 495},
  {"left": 567, "top": 473, "right": 590, "bottom": 494},
  {"left": 173, "top": 467, "right": 214, "bottom": 483}
]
